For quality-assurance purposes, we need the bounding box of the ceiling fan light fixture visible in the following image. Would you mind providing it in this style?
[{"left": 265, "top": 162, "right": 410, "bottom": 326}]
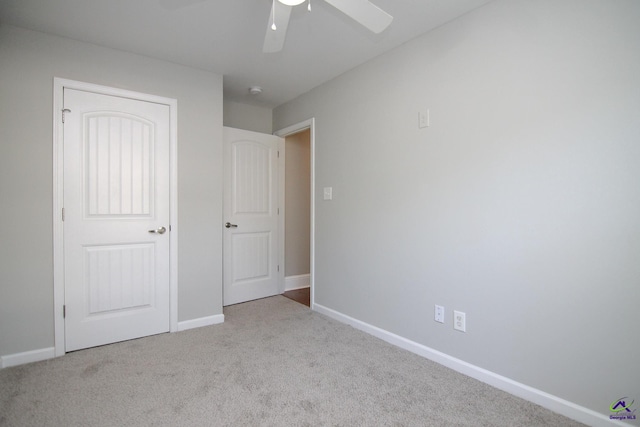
[
  {"left": 278, "top": 0, "right": 305, "bottom": 6},
  {"left": 264, "top": 0, "right": 393, "bottom": 53}
]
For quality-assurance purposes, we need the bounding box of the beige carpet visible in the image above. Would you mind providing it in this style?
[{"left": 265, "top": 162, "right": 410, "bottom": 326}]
[{"left": 0, "top": 296, "right": 584, "bottom": 426}]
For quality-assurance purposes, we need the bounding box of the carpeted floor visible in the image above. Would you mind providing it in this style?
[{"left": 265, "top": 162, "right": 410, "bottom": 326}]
[{"left": 0, "top": 296, "right": 584, "bottom": 426}]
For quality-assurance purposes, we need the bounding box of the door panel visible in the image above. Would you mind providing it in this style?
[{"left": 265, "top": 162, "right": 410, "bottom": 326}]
[
  {"left": 234, "top": 141, "right": 271, "bottom": 213},
  {"left": 84, "top": 243, "right": 155, "bottom": 314},
  {"left": 232, "top": 232, "right": 271, "bottom": 281},
  {"left": 85, "top": 114, "right": 154, "bottom": 217},
  {"left": 64, "top": 88, "right": 170, "bottom": 351},
  {"left": 223, "top": 127, "right": 282, "bottom": 306}
]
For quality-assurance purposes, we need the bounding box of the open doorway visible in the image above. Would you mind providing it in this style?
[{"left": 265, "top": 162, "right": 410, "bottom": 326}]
[
  {"left": 275, "top": 119, "right": 315, "bottom": 308},
  {"left": 282, "top": 129, "right": 310, "bottom": 307}
]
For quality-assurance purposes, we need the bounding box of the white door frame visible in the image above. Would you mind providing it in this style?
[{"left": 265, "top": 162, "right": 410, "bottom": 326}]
[
  {"left": 52, "top": 78, "right": 178, "bottom": 357},
  {"left": 274, "top": 118, "right": 316, "bottom": 308}
]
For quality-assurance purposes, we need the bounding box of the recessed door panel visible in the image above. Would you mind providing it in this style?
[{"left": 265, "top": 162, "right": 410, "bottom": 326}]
[
  {"left": 85, "top": 114, "right": 154, "bottom": 217},
  {"left": 232, "top": 232, "right": 271, "bottom": 282},
  {"left": 84, "top": 243, "right": 155, "bottom": 315},
  {"left": 233, "top": 142, "right": 271, "bottom": 215}
]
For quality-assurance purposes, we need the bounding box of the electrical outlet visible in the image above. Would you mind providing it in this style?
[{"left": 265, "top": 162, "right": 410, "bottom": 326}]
[
  {"left": 434, "top": 305, "right": 445, "bottom": 323},
  {"left": 454, "top": 311, "right": 466, "bottom": 332}
]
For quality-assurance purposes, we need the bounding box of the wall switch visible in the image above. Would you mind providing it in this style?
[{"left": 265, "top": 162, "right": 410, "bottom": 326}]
[
  {"left": 434, "top": 305, "right": 445, "bottom": 323},
  {"left": 419, "top": 109, "right": 430, "bottom": 128},
  {"left": 454, "top": 311, "right": 466, "bottom": 332},
  {"left": 323, "top": 187, "right": 333, "bottom": 200}
]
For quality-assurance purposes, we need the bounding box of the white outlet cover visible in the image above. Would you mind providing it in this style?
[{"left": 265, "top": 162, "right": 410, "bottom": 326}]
[{"left": 454, "top": 310, "right": 466, "bottom": 332}]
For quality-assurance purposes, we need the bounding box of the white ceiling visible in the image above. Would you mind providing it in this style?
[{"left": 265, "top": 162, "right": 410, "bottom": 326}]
[{"left": 0, "top": 0, "right": 493, "bottom": 108}]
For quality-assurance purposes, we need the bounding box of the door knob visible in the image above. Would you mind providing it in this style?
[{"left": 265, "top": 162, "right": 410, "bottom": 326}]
[
  {"left": 225, "top": 222, "right": 238, "bottom": 229},
  {"left": 148, "top": 226, "right": 167, "bottom": 234}
]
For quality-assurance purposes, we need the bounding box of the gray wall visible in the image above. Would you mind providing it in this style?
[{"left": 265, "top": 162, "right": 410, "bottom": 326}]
[
  {"left": 274, "top": 0, "right": 640, "bottom": 416},
  {"left": 285, "top": 129, "right": 311, "bottom": 277},
  {"left": 0, "top": 25, "right": 224, "bottom": 356},
  {"left": 223, "top": 100, "right": 273, "bottom": 134}
]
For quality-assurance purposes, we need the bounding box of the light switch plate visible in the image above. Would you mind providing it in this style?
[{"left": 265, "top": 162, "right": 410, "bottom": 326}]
[
  {"left": 419, "top": 109, "right": 430, "bottom": 128},
  {"left": 323, "top": 187, "right": 333, "bottom": 200},
  {"left": 435, "top": 305, "right": 445, "bottom": 323}
]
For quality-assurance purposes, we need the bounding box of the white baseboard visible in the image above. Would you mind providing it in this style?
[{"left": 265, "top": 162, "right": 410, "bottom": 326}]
[
  {"left": 1, "top": 315, "right": 225, "bottom": 368},
  {"left": 285, "top": 274, "right": 310, "bottom": 291},
  {"left": 313, "top": 303, "right": 614, "bottom": 427},
  {"left": 177, "top": 314, "right": 225, "bottom": 332},
  {"left": 1, "top": 347, "right": 56, "bottom": 369}
]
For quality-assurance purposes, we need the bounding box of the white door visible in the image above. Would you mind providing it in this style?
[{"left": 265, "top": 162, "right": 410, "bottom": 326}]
[
  {"left": 64, "top": 88, "right": 171, "bottom": 352},
  {"left": 223, "top": 127, "right": 283, "bottom": 306}
]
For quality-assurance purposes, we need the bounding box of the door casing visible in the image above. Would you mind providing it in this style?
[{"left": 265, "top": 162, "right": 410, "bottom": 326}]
[{"left": 53, "top": 78, "right": 178, "bottom": 357}]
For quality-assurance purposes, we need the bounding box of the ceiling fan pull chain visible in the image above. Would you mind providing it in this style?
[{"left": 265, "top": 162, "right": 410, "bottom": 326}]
[{"left": 271, "top": 0, "right": 277, "bottom": 30}]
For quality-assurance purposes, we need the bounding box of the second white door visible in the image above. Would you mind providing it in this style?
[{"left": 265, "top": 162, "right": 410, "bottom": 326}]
[{"left": 223, "top": 127, "right": 283, "bottom": 306}]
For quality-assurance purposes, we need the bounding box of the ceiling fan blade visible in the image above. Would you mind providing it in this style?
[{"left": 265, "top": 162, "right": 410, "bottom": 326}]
[
  {"left": 323, "top": 0, "right": 393, "bottom": 34},
  {"left": 263, "top": 1, "right": 293, "bottom": 53}
]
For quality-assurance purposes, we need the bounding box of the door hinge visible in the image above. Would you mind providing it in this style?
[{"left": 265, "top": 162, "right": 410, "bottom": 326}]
[
  {"left": 277, "top": 151, "right": 280, "bottom": 158},
  {"left": 63, "top": 305, "right": 66, "bottom": 318},
  {"left": 277, "top": 265, "right": 280, "bottom": 272},
  {"left": 61, "top": 208, "right": 65, "bottom": 221},
  {"left": 62, "top": 108, "right": 71, "bottom": 123}
]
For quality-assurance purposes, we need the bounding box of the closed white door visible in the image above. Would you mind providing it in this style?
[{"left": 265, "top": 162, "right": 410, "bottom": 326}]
[
  {"left": 64, "top": 88, "right": 171, "bottom": 352},
  {"left": 223, "top": 127, "right": 283, "bottom": 306}
]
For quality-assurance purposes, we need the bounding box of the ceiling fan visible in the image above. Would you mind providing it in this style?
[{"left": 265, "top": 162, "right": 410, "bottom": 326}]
[{"left": 264, "top": 0, "right": 393, "bottom": 53}]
